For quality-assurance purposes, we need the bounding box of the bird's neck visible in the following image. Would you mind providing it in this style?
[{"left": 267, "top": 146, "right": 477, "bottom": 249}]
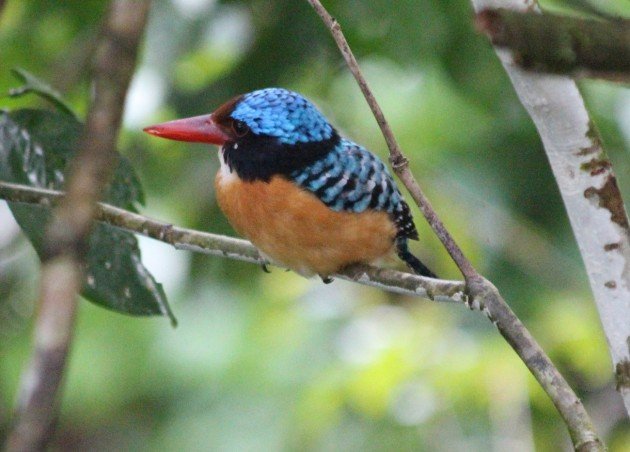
[{"left": 221, "top": 133, "right": 340, "bottom": 182}]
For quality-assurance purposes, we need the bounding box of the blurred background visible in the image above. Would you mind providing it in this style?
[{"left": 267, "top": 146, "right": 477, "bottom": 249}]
[{"left": 1, "top": 0, "right": 629, "bottom": 450}]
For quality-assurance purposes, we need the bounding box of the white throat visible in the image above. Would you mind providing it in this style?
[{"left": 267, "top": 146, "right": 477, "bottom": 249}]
[{"left": 217, "top": 147, "right": 238, "bottom": 186}]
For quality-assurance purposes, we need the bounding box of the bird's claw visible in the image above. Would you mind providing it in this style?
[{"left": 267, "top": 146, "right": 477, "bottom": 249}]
[{"left": 259, "top": 258, "right": 271, "bottom": 273}]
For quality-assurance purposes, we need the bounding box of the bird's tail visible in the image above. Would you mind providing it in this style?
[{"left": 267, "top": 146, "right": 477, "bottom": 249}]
[{"left": 395, "top": 238, "right": 437, "bottom": 278}]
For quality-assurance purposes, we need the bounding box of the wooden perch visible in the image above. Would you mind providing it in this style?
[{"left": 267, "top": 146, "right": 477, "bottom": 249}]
[{"left": 476, "top": 8, "right": 630, "bottom": 82}]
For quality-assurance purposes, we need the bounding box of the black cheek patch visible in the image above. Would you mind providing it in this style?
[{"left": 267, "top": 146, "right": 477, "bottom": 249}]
[{"left": 223, "top": 132, "right": 340, "bottom": 182}]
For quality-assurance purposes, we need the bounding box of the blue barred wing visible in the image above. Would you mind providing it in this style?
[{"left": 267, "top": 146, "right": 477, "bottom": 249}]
[{"left": 290, "top": 139, "right": 418, "bottom": 240}]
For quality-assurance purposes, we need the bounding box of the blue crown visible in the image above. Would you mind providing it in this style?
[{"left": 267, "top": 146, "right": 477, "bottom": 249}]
[{"left": 230, "top": 88, "right": 335, "bottom": 145}]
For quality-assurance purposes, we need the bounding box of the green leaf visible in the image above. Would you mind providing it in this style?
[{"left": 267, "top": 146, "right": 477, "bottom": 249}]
[
  {"left": 0, "top": 109, "right": 176, "bottom": 325},
  {"left": 9, "top": 68, "right": 78, "bottom": 119}
]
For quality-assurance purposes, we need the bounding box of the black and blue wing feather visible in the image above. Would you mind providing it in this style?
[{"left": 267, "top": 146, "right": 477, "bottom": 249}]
[
  {"left": 291, "top": 139, "right": 417, "bottom": 240},
  {"left": 290, "top": 139, "right": 435, "bottom": 278}
]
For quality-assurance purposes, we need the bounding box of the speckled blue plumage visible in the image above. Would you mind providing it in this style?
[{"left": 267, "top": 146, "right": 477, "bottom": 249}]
[
  {"left": 224, "top": 88, "right": 428, "bottom": 246},
  {"left": 290, "top": 138, "right": 418, "bottom": 240},
  {"left": 230, "top": 88, "right": 334, "bottom": 145},
  {"left": 225, "top": 88, "right": 419, "bottom": 241}
]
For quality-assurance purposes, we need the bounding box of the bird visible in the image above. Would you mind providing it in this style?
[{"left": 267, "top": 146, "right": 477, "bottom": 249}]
[{"left": 143, "top": 88, "right": 436, "bottom": 281}]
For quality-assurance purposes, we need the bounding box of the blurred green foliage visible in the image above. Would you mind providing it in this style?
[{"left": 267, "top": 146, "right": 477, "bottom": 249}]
[
  {"left": 1, "top": 0, "right": 629, "bottom": 450},
  {"left": 0, "top": 106, "right": 174, "bottom": 320}
]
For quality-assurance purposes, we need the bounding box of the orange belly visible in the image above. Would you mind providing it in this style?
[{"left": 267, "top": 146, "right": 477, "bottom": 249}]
[{"left": 215, "top": 172, "right": 397, "bottom": 277}]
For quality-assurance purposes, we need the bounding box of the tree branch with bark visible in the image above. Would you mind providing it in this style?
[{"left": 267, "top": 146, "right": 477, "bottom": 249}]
[
  {"left": 472, "top": 0, "right": 630, "bottom": 421},
  {"left": 0, "top": 181, "right": 466, "bottom": 304},
  {"left": 306, "top": 0, "right": 605, "bottom": 450},
  {"left": 475, "top": 8, "right": 630, "bottom": 82},
  {"left": 5, "top": 1, "right": 150, "bottom": 450}
]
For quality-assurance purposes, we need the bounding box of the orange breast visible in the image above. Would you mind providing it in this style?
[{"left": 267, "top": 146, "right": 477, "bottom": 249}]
[{"left": 215, "top": 172, "right": 397, "bottom": 277}]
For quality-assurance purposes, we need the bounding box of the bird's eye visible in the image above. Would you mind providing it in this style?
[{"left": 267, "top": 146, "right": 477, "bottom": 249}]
[{"left": 231, "top": 120, "right": 249, "bottom": 137}]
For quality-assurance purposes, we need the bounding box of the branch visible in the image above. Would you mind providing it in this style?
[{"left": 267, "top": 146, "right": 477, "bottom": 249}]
[
  {"left": 473, "top": 0, "right": 630, "bottom": 422},
  {"left": 0, "top": 181, "right": 466, "bottom": 304},
  {"left": 476, "top": 9, "right": 630, "bottom": 82},
  {"left": 568, "top": 0, "right": 625, "bottom": 22},
  {"left": 306, "top": 1, "right": 604, "bottom": 450},
  {"left": 5, "top": 2, "right": 150, "bottom": 451},
  {"left": 305, "top": 0, "right": 476, "bottom": 280}
]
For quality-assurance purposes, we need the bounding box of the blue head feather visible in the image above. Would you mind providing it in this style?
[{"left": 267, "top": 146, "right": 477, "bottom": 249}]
[{"left": 230, "top": 88, "right": 334, "bottom": 145}]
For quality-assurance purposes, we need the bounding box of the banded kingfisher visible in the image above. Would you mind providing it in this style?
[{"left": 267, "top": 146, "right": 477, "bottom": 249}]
[{"left": 144, "top": 88, "right": 436, "bottom": 281}]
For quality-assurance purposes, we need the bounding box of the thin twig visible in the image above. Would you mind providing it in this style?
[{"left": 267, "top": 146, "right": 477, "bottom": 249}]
[
  {"left": 306, "top": 1, "right": 603, "bottom": 450},
  {"left": 5, "top": 2, "right": 150, "bottom": 451},
  {"left": 0, "top": 181, "right": 466, "bottom": 304},
  {"left": 306, "top": 0, "right": 476, "bottom": 280}
]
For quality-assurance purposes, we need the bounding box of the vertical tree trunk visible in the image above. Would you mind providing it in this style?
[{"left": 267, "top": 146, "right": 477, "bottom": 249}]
[{"left": 471, "top": 0, "right": 630, "bottom": 416}]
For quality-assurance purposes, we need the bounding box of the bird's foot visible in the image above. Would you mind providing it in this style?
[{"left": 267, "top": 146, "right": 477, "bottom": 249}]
[{"left": 259, "top": 257, "right": 271, "bottom": 273}]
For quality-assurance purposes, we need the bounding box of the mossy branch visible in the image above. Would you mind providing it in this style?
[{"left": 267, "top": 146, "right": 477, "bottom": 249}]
[{"left": 476, "top": 8, "right": 630, "bottom": 82}]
